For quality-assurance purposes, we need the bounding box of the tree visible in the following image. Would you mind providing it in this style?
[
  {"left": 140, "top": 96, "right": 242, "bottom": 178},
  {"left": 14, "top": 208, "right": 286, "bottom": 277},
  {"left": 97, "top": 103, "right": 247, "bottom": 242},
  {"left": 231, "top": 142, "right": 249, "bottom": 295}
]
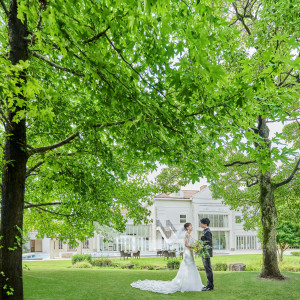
[
  {"left": 157, "top": 0, "right": 300, "bottom": 279},
  {"left": 275, "top": 162, "right": 300, "bottom": 262},
  {"left": 206, "top": 0, "right": 299, "bottom": 279},
  {"left": 0, "top": 0, "right": 230, "bottom": 298},
  {"left": 276, "top": 222, "right": 300, "bottom": 262}
]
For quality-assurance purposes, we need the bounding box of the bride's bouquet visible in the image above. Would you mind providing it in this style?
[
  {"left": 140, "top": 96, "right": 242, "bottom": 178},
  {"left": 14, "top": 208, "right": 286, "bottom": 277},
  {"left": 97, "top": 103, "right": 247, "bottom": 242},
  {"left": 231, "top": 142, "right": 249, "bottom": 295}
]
[{"left": 191, "top": 240, "right": 211, "bottom": 258}]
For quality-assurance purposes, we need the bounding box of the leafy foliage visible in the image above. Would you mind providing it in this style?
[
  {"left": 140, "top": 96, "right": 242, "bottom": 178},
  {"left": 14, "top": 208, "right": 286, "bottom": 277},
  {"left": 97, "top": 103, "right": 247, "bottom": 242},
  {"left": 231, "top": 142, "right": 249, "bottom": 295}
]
[
  {"left": 1, "top": 0, "right": 231, "bottom": 244},
  {"left": 276, "top": 222, "right": 300, "bottom": 261},
  {"left": 71, "top": 254, "right": 92, "bottom": 265},
  {"left": 166, "top": 259, "right": 180, "bottom": 270}
]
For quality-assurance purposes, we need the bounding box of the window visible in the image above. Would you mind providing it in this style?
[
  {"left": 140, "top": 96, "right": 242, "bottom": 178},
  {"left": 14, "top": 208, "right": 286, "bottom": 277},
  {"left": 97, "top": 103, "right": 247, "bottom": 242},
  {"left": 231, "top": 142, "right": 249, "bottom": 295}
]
[
  {"left": 68, "top": 244, "right": 76, "bottom": 251},
  {"left": 199, "top": 231, "right": 229, "bottom": 250},
  {"left": 235, "top": 216, "right": 242, "bottom": 223},
  {"left": 83, "top": 239, "right": 89, "bottom": 249},
  {"left": 236, "top": 236, "right": 257, "bottom": 250},
  {"left": 180, "top": 214, "right": 186, "bottom": 223},
  {"left": 59, "top": 240, "right": 63, "bottom": 250},
  {"left": 198, "top": 214, "right": 228, "bottom": 228},
  {"left": 125, "top": 225, "right": 150, "bottom": 237}
]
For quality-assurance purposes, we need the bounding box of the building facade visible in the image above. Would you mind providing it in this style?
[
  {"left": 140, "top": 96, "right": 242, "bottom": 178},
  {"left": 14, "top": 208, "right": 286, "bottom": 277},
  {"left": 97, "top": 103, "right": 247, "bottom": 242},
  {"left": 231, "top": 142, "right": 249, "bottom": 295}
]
[
  {"left": 152, "top": 186, "right": 260, "bottom": 252},
  {"left": 25, "top": 186, "right": 261, "bottom": 256}
]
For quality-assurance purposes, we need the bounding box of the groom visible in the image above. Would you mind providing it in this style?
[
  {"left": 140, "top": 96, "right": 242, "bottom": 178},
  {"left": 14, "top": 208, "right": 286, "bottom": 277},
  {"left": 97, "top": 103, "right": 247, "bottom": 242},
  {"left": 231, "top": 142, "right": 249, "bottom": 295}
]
[{"left": 200, "top": 218, "right": 214, "bottom": 291}]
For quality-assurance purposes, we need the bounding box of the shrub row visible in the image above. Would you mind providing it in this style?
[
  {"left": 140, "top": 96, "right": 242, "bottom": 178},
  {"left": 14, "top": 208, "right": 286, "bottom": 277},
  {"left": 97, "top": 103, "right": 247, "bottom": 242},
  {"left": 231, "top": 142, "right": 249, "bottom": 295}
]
[
  {"left": 72, "top": 254, "right": 92, "bottom": 265},
  {"left": 72, "top": 255, "right": 113, "bottom": 267},
  {"left": 167, "top": 259, "right": 181, "bottom": 270},
  {"left": 291, "top": 251, "right": 300, "bottom": 256},
  {"left": 71, "top": 254, "right": 299, "bottom": 272},
  {"left": 92, "top": 258, "right": 113, "bottom": 267}
]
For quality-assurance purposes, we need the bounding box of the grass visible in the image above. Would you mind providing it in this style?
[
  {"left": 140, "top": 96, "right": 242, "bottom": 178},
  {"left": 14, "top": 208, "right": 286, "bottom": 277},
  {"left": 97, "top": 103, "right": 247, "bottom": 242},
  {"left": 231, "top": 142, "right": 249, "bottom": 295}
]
[{"left": 23, "top": 256, "right": 300, "bottom": 300}]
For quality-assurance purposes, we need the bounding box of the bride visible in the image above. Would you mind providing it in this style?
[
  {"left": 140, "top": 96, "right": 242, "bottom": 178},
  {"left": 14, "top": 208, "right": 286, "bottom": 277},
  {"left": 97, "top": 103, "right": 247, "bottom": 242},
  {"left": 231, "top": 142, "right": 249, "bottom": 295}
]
[{"left": 130, "top": 223, "right": 203, "bottom": 294}]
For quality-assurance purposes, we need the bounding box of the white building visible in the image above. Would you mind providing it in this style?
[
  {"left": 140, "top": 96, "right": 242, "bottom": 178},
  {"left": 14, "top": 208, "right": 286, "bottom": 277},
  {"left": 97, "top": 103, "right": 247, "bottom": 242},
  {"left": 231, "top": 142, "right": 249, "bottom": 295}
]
[
  {"left": 151, "top": 186, "right": 260, "bottom": 252},
  {"left": 25, "top": 186, "right": 261, "bottom": 257}
]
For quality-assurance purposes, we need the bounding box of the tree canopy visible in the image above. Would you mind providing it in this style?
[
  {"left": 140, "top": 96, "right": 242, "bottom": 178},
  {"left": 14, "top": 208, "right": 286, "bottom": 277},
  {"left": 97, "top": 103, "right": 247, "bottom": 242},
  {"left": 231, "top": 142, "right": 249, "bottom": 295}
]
[{"left": 1, "top": 0, "right": 300, "bottom": 297}]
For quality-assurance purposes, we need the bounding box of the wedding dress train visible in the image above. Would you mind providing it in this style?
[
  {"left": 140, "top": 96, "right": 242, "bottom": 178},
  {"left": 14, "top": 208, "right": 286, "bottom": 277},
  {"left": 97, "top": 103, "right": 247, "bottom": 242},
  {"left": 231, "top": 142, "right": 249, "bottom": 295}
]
[{"left": 130, "top": 234, "right": 203, "bottom": 294}]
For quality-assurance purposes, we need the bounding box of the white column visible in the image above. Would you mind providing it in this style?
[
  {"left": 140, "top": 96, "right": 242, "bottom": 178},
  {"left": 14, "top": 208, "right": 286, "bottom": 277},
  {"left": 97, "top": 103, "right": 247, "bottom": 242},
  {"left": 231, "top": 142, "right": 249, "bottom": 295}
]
[
  {"left": 50, "top": 239, "right": 55, "bottom": 259},
  {"left": 151, "top": 205, "right": 157, "bottom": 251},
  {"left": 98, "top": 236, "right": 102, "bottom": 252},
  {"left": 63, "top": 242, "right": 68, "bottom": 252},
  {"left": 229, "top": 211, "right": 235, "bottom": 250},
  {"left": 54, "top": 239, "right": 59, "bottom": 257},
  {"left": 77, "top": 241, "right": 83, "bottom": 254},
  {"left": 93, "top": 232, "right": 97, "bottom": 252}
]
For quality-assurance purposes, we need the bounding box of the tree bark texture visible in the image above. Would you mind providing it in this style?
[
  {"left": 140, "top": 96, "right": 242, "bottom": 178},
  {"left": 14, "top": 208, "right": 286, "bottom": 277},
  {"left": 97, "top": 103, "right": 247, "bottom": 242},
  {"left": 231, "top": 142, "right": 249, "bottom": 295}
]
[
  {"left": 257, "top": 117, "right": 284, "bottom": 279},
  {"left": 0, "top": 0, "right": 28, "bottom": 298}
]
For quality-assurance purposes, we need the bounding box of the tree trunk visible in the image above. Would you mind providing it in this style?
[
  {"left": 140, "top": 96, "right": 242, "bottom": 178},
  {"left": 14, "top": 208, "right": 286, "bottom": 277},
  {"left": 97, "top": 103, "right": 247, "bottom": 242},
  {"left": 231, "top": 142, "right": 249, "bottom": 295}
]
[
  {"left": 256, "top": 116, "right": 284, "bottom": 279},
  {"left": 259, "top": 174, "right": 283, "bottom": 278},
  {"left": 0, "top": 1, "right": 28, "bottom": 298}
]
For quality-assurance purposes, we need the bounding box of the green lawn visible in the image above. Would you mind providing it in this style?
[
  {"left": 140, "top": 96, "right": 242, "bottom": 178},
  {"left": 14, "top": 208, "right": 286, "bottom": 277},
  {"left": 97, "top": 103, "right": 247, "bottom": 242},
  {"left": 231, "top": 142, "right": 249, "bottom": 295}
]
[{"left": 23, "top": 257, "right": 300, "bottom": 300}]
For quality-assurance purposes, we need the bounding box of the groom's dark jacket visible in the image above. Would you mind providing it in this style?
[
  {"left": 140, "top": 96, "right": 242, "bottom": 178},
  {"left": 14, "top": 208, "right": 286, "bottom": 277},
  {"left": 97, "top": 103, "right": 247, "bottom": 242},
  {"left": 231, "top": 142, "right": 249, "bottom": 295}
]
[{"left": 201, "top": 227, "right": 213, "bottom": 257}]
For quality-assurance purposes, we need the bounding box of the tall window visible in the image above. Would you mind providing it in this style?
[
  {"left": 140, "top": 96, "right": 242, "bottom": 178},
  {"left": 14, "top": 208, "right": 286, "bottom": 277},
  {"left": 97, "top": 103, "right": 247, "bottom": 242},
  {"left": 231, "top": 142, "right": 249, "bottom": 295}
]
[
  {"left": 198, "top": 214, "right": 228, "bottom": 228},
  {"left": 199, "top": 231, "right": 229, "bottom": 250},
  {"left": 98, "top": 225, "right": 151, "bottom": 252},
  {"left": 180, "top": 214, "right": 186, "bottom": 223},
  {"left": 236, "top": 236, "right": 257, "bottom": 250},
  {"left": 83, "top": 239, "right": 89, "bottom": 249},
  {"left": 59, "top": 240, "right": 63, "bottom": 250},
  {"left": 125, "top": 225, "right": 150, "bottom": 236}
]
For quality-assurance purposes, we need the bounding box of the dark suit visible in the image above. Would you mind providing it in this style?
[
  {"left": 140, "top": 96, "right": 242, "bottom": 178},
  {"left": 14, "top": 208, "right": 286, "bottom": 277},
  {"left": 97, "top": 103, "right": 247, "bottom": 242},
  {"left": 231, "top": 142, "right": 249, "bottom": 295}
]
[{"left": 200, "top": 227, "right": 214, "bottom": 289}]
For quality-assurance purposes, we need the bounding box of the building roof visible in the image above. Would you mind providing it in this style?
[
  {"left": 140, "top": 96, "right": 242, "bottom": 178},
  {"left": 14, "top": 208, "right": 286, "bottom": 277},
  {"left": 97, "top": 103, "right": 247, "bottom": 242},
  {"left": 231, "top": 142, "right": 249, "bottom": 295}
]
[
  {"left": 156, "top": 185, "right": 208, "bottom": 199},
  {"left": 156, "top": 190, "right": 199, "bottom": 199}
]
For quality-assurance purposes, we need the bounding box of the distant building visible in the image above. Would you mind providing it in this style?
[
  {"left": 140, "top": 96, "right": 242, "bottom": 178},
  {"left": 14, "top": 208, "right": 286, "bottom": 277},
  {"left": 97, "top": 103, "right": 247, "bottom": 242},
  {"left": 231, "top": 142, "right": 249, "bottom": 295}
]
[{"left": 24, "top": 186, "right": 260, "bottom": 257}]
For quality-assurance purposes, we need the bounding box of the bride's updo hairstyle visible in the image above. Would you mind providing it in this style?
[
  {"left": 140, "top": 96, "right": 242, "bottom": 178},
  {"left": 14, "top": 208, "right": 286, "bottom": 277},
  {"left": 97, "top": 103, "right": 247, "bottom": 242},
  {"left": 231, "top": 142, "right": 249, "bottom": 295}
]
[{"left": 184, "top": 223, "right": 191, "bottom": 231}]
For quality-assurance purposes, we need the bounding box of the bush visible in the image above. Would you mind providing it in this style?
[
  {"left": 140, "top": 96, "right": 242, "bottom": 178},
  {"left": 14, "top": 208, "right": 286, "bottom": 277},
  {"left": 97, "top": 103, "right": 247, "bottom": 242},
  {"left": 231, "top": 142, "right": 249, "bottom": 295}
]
[
  {"left": 72, "top": 261, "right": 92, "bottom": 268},
  {"left": 167, "top": 259, "right": 180, "bottom": 270},
  {"left": 71, "top": 254, "right": 92, "bottom": 265},
  {"left": 92, "top": 257, "right": 112, "bottom": 267},
  {"left": 213, "top": 263, "right": 228, "bottom": 271},
  {"left": 291, "top": 251, "right": 300, "bottom": 256},
  {"left": 197, "top": 265, "right": 205, "bottom": 271},
  {"left": 279, "top": 261, "right": 300, "bottom": 272},
  {"left": 139, "top": 264, "right": 155, "bottom": 270}
]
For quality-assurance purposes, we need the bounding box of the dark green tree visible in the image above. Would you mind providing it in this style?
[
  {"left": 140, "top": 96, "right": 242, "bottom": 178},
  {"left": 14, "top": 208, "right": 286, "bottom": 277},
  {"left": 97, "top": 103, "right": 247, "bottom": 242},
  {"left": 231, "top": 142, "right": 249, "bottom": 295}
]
[{"left": 276, "top": 222, "right": 300, "bottom": 262}]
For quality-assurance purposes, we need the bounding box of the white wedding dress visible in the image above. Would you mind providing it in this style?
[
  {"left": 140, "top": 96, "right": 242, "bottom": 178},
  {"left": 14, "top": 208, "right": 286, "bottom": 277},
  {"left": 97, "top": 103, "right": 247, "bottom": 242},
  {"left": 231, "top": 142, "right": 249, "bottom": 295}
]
[{"left": 130, "top": 233, "right": 203, "bottom": 294}]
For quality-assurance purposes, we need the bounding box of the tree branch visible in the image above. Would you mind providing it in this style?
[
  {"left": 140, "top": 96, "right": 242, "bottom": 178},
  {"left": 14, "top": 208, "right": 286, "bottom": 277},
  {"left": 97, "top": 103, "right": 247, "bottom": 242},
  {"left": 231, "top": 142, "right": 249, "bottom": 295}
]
[
  {"left": 24, "top": 201, "right": 62, "bottom": 209},
  {"left": 82, "top": 26, "right": 110, "bottom": 44},
  {"left": 277, "top": 68, "right": 294, "bottom": 87},
  {"left": 246, "top": 178, "right": 259, "bottom": 187},
  {"left": 93, "top": 118, "right": 135, "bottom": 128},
  {"left": 30, "top": 51, "right": 84, "bottom": 77},
  {"left": 28, "top": 132, "right": 80, "bottom": 156},
  {"left": 26, "top": 160, "right": 45, "bottom": 177},
  {"left": 0, "top": 107, "right": 12, "bottom": 130},
  {"left": 28, "top": 118, "right": 137, "bottom": 156},
  {"left": 232, "top": 2, "right": 252, "bottom": 35},
  {"left": 224, "top": 160, "right": 256, "bottom": 167},
  {"left": 0, "top": 0, "right": 8, "bottom": 17},
  {"left": 34, "top": 206, "right": 74, "bottom": 217},
  {"left": 274, "top": 158, "right": 300, "bottom": 189}
]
